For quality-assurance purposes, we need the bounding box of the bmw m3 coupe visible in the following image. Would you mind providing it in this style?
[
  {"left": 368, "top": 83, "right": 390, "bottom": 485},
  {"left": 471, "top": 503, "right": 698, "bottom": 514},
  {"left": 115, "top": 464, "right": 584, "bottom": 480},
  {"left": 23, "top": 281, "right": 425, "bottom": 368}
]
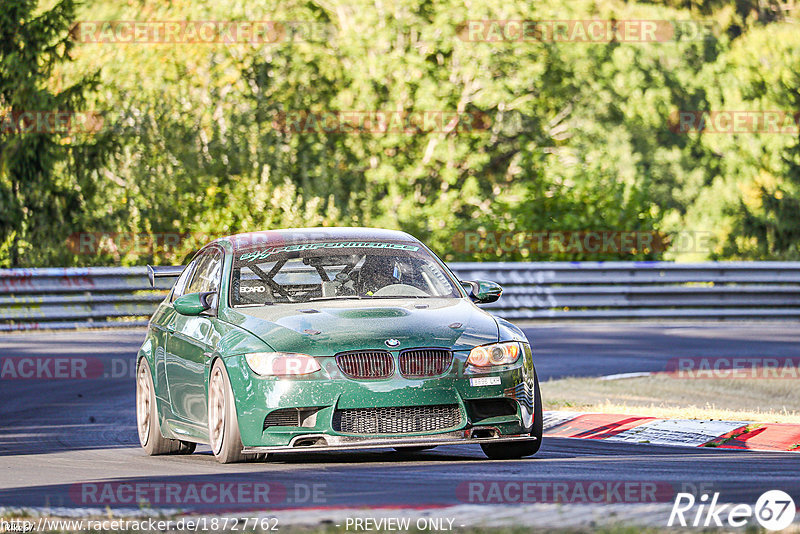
[{"left": 137, "top": 227, "right": 542, "bottom": 462}]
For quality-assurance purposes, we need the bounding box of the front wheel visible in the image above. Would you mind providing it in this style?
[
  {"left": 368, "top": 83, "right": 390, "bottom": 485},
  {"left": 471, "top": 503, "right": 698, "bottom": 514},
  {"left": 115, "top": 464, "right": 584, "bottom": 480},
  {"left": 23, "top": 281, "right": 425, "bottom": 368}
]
[
  {"left": 136, "top": 358, "right": 196, "bottom": 456},
  {"left": 481, "top": 370, "right": 543, "bottom": 460},
  {"left": 208, "top": 360, "right": 264, "bottom": 463}
]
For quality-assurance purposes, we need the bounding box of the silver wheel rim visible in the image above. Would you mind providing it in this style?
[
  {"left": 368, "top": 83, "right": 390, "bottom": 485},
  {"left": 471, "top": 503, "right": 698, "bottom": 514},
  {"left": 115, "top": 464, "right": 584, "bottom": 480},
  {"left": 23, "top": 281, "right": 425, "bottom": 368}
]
[
  {"left": 136, "top": 363, "right": 151, "bottom": 446},
  {"left": 209, "top": 366, "right": 225, "bottom": 455}
]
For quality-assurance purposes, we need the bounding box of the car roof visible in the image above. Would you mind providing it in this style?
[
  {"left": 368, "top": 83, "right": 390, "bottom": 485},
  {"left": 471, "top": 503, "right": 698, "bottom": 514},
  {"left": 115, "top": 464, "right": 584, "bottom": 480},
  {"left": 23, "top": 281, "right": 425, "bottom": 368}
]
[{"left": 214, "top": 227, "right": 419, "bottom": 252}]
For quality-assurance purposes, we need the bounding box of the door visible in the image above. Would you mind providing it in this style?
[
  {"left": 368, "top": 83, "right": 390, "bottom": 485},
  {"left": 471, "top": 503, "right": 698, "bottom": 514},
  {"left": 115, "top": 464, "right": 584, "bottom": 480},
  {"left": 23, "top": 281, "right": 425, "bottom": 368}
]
[
  {"left": 166, "top": 247, "right": 223, "bottom": 424},
  {"left": 154, "top": 261, "right": 195, "bottom": 399}
]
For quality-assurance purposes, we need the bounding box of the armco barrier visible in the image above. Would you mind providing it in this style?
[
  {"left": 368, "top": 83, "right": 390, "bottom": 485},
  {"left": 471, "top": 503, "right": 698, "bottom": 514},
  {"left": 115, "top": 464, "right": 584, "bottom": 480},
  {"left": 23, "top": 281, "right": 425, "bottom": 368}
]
[
  {"left": 1, "top": 262, "right": 799, "bottom": 330},
  {"left": 0, "top": 267, "right": 171, "bottom": 331},
  {"left": 448, "top": 261, "right": 800, "bottom": 320}
]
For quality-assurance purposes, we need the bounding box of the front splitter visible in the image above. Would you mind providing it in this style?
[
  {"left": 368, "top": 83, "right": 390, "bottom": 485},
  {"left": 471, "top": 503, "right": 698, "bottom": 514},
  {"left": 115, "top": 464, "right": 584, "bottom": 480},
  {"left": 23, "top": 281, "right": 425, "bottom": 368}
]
[{"left": 241, "top": 431, "right": 536, "bottom": 454}]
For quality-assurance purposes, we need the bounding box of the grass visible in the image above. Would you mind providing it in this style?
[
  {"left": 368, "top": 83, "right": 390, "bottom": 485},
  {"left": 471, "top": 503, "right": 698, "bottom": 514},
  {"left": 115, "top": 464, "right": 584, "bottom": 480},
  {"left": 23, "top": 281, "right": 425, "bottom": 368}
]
[{"left": 541, "top": 373, "right": 800, "bottom": 424}]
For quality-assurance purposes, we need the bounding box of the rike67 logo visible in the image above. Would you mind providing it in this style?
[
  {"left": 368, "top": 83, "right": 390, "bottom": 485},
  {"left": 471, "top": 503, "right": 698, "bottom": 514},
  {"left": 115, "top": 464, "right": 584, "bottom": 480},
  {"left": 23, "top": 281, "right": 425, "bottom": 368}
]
[{"left": 669, "top": 490, "right": 796, "bottom": 530}]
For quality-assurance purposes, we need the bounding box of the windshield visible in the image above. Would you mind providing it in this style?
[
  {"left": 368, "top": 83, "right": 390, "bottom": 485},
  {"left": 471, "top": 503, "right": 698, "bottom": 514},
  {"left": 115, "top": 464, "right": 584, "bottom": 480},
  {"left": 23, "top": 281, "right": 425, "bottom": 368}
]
[{"left": 230, "top": 240, "right": 461, "bottom": 306}]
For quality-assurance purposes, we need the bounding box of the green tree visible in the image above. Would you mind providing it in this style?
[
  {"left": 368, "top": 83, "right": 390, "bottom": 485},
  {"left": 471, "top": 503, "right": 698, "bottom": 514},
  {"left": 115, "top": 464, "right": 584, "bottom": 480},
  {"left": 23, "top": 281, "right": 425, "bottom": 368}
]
[
  {"left": 723, "top": 66, "right": 800, "bottom": 259},
  {"left": 0, "top": 0, "right": 110, "bottom": 267},
  {"left": 10, "top": 0, "right": 797, "bottom": 266}
]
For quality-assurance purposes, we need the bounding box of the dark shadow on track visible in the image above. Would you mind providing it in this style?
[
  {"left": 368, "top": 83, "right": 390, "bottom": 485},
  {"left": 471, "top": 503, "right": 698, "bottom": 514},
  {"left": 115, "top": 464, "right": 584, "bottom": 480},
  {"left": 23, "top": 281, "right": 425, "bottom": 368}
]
[{"left": 1, "top": 438, "right": 799, "bottom": 511}]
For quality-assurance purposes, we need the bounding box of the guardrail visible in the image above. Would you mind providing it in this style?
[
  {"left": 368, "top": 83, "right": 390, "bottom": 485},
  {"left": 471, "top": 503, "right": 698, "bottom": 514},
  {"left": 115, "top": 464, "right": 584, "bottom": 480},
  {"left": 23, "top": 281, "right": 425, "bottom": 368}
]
[
  {"left": 450, "top": 262, "right": 800, "bottom": 320},
  {"left": 0, "top": 267, "right": 170, "bottom": 331},
  {"left": 1, "top": 262, "right": 799, "bottom": 330}
]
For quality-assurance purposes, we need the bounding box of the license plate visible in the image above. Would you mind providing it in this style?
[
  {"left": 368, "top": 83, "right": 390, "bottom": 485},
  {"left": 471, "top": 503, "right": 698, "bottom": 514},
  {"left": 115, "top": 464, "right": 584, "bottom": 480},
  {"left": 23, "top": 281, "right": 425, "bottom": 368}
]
[{"left": 470, "top": 376, "right": 501, "bottom": 387}]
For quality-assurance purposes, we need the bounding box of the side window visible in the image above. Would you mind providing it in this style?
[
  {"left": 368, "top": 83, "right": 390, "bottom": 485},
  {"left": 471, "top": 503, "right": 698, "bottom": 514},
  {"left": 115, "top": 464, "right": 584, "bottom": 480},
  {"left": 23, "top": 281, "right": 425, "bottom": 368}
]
[
  {"left": 185, "top": 249, "right": 223, "bottom": 295},
  {"left": 170, "top": 262, "right": 196, "bottom": 303}
]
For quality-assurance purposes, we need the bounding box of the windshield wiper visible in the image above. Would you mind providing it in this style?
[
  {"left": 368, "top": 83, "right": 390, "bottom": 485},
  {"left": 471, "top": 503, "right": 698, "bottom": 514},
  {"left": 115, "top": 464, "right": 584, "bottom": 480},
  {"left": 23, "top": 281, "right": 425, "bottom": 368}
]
[
  {"left": 306, "top": 295, "right": 365, "bottom": 302},
  {"left": 365, "top": 296, "right": 426, "bottom": 299}
]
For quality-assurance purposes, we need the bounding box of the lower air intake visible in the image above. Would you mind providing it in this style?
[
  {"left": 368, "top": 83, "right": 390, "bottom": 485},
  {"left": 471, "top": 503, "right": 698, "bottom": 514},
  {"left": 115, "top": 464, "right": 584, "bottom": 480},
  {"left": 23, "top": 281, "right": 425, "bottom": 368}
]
[
  {"left": 263, "top": 408, "right": 318, "bottom": 429},
  {"left": 332, "top": 404, "right": 462, "bottom": 434}
]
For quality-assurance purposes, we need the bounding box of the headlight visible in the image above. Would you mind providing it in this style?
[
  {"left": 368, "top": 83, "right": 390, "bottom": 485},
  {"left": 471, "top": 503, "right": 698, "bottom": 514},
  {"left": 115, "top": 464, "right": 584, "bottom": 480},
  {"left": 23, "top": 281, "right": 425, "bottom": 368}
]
[
  {"left": 468, "top": 342, "right": 521, "bottom": 367},
  {"left": 244, "top": 352, "right": 321, "bottom": 376}
]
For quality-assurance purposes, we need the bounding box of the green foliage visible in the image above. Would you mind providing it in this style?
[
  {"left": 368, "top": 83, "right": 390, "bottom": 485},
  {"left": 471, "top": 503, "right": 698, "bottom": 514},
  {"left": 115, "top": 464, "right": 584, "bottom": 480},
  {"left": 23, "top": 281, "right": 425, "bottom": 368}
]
[
  {"left": 0, "top": 0, "right": 113, "bottom": 267},
  {"left": 2, "top": 0, "right": 798, "bottom": 266}
]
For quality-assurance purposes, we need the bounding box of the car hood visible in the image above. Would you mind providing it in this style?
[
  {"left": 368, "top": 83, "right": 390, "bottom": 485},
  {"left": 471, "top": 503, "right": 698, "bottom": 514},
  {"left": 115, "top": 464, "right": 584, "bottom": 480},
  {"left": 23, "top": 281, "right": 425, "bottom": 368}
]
[{"left": 223, "top": 298, "right": 499, "bottom": 355}]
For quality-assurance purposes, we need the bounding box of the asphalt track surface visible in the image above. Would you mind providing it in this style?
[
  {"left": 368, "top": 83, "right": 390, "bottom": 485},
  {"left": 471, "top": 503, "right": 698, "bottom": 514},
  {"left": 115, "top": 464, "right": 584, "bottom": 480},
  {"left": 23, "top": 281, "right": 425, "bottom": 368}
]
[{"left": 1, "top": 324, "right": 799, "bottom": 517}]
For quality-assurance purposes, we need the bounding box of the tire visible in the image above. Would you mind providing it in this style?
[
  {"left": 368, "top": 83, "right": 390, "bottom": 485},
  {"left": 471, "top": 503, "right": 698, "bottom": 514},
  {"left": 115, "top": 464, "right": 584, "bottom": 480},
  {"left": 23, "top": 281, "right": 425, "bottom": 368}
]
[
  {"left": 393, "top": 446, "right": 437, "bottom": 452},
  {"left": 208, "top": 359, "right": 264, "bottom": 463},
  {"left": 481, "top": 369, "right": 543, "bottom": 460},
  {"left": 136, "top": 358, "right": 196, "bottom": 456}
]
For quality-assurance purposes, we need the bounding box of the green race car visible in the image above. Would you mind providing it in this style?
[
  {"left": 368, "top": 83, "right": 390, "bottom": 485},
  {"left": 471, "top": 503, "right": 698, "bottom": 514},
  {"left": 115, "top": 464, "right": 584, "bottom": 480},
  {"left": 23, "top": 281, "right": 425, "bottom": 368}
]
[{"left": 136, "top": 227, "right": 542, "bottom": 463}]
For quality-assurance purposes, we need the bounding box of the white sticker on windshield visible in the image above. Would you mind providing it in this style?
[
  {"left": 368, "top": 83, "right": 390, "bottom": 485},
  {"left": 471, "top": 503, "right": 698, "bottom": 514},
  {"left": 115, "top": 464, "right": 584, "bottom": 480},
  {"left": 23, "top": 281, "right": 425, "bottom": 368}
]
[{"left": 238, "top": 241, "right": 419, "bottom": 263}]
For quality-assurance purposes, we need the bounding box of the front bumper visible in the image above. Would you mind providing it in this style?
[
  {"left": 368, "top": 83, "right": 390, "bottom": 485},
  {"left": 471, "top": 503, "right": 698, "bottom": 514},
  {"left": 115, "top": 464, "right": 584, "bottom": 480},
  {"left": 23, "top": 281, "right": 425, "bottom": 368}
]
[{"left": 225, "top": 346, "right": 537, "bottom": 449}]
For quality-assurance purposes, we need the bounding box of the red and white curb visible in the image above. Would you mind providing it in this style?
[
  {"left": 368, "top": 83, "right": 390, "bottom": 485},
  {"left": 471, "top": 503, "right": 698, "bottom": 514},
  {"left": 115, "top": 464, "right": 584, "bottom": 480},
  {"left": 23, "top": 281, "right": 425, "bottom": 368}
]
[{"left": 543, "top": 411, "right": 800, "bottom": 452}]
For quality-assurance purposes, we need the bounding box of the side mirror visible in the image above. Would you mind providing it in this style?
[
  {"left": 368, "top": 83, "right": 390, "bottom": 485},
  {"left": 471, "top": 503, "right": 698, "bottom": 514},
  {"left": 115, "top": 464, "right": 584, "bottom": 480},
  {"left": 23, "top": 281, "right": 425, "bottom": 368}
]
[
  {"left": 173, "top": 292, "right": 215, "bottom": 316},
  {"left": 461, "top": 280, "right": 503, "bottom": 304}
]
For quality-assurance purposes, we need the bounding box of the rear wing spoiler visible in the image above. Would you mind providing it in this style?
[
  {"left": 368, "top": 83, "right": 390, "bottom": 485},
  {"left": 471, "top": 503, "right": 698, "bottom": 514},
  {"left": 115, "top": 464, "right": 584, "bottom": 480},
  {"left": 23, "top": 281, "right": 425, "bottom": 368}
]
[{"left": 146, "top": 265, "right": 184, "bottom": 288}]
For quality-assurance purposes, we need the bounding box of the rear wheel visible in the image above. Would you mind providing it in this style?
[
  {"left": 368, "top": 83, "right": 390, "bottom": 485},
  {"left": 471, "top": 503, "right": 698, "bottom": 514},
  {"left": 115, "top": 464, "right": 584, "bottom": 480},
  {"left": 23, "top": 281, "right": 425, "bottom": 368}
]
[
  {"left": 481, "top": 370, "right": 543, "bottom": 460},
  {"left": 136, "top": 358, "right": 196, "bottom": 455},
  {"left": 208, "top": 360, "right": 264, "bottom": 463}
]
